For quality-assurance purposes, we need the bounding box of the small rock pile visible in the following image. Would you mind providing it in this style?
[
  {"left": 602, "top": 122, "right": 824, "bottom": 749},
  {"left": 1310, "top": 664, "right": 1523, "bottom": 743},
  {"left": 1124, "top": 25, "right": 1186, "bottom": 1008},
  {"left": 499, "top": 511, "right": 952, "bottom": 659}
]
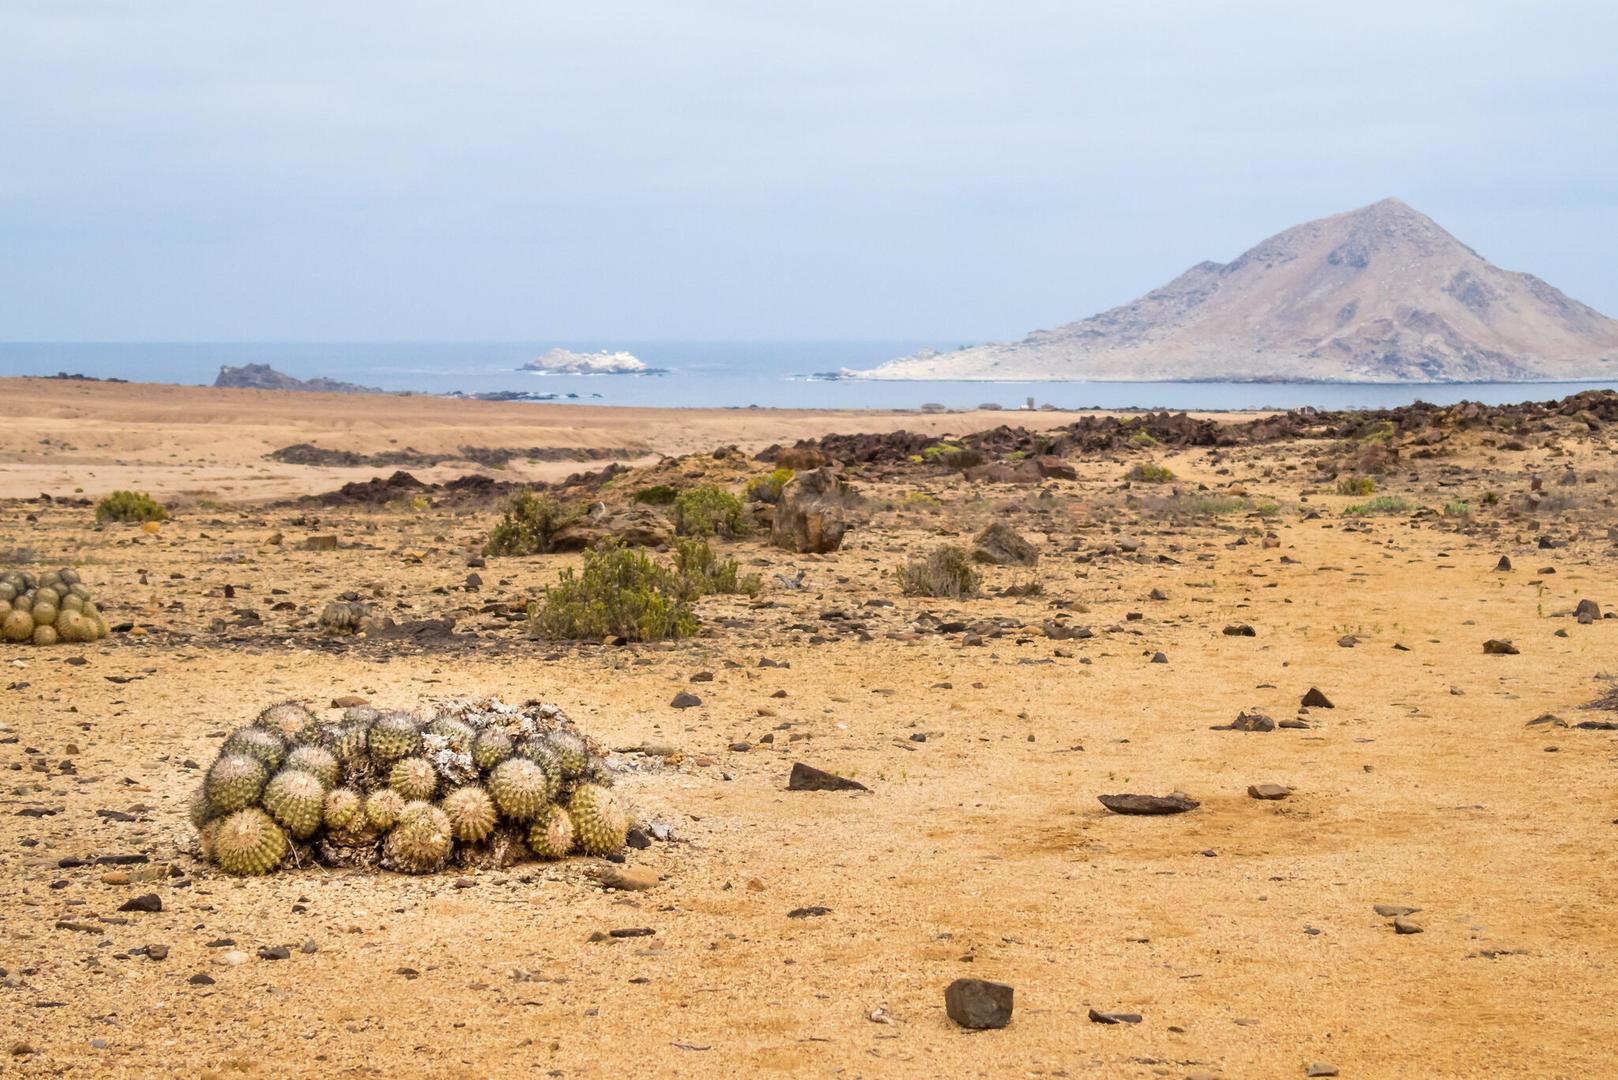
[
  {"left": 193, "top": 697, "right": 630, "bottom": 876},
  {"left": 0, "top": 568, "right": 112, "bottom": 644}
]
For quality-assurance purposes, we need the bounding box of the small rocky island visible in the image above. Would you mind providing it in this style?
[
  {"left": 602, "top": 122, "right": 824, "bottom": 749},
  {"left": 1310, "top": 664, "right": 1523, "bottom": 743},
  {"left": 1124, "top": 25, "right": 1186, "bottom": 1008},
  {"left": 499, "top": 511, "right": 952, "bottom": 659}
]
[
  {"left": 214, "top": 363, "right": 382, "bottom": 394},
  {"left": 520, "top": 348, "right": 665, "bottom": 375}
]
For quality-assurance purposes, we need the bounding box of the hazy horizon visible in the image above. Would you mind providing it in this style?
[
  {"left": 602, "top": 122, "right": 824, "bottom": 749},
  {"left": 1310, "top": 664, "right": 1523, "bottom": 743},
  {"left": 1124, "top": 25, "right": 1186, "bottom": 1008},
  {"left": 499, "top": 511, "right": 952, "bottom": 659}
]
[{"left": 4, "top": 1, "right": 1615, "bottom": 344}]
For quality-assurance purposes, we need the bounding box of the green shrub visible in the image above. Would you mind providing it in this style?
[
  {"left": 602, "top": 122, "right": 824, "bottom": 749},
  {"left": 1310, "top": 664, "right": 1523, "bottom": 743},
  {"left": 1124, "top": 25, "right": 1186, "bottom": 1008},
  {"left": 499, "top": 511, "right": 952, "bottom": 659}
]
[
  {"left": 1481, "top": 491, "right": 1500, "bottom": 506},
  {"left": 1335, "top": 475, "right": 1376, "bottom": 496},
  {"left": 631, "top": 484, "right": 678, "bottom": 506},
  {"left": 529, "top": 541, "right": 700, "bottom": 641},
  {"left": 896, "top": 544, "right": 981, "bottom": 599},
  {"left": 95, "top": 490, "right": 169, "bottom": 524},
  {"left": 744, "top": 468, "right": 795, "bottom": 504},
  {"left": 1343, "top": 495, "right": 1411, "bottom": 516},
  {"left": 673, "top": 485, "right": 748, "bottom": 538},
  {"left": 1126, "top": 462, "right": 1174, "bottom": 483},
  {"left": 673, "top": 538, "right": 761, "bottom": 598},
  {"left": 1129, "top": 431, "right": 1159, "bottom": 447},
  {"left": 1442, "top": 499, "right": 1471, "bottom": 518},
  {"left": 483, "top": 490, "right": 577, "bottom": 556}
]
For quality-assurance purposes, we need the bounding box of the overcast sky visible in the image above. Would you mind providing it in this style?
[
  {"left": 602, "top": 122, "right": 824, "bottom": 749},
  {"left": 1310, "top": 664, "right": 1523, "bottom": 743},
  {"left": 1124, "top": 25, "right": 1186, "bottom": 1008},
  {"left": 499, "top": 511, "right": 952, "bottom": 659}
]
[{"left": 2, "top": 0, "right": 1614, "bottom": 342}]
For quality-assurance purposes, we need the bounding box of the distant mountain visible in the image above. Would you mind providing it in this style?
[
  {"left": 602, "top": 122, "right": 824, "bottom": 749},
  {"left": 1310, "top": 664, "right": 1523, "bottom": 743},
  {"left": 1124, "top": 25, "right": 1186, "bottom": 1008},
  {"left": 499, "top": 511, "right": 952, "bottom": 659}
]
[
  {"left": 214, "top": 364, "right": 381, "bottom": 394},
  {"left": 860, "top": 199, "right": 1618, "bottom": 382}
]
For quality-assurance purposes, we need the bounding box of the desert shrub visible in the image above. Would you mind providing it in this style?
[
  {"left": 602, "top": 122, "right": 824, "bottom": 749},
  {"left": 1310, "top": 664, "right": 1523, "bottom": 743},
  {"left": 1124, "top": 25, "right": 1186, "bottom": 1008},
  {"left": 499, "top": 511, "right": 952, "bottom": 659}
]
[
  {"left": 96, "top": 490, "right": 168, "bottom": 524},
  {"left": 1129, "top": 430, "right": 1159, "bottom": 446},
  {"left": 484, "top": 490, "right": 577, "bottom": 556},
  {"left": 1343, "top": 495, "right": 1411, "bottom": 516},
  {"left": 673, "top": 537, "right": 761, "bottom": 597},
  {"left": 1127, "top": 462, "right": 1174, "bottom": 483},
  {"left": 673, "top": 485, "right": 748, "bottom": 538},
  {"left": 1442, "top": 499, "right": 1471, "bottom": 518},
  {"left": 896, "top": 544, "right": 981, "bottom": 599},
  {"left": 1335, "top": 475, "right": 1376, "bottom": 496},
  {"left": 631, "top": 484, "right": 678, "bottom": 506},
  {"left": 1481, "top": 491, "right": 1500, "bottom": 506},
  {"left": 529, "top": 541, "right": 700, "bottom": 641},
  {"left": 1136, "top": 494, "right": 1250, "bottom": 518},
  {"left": 1254, "top": 501, "right": 1281, "bottom": 517},
  {"left": 744, "top": 467, "right": 795, "bottom": 504}
]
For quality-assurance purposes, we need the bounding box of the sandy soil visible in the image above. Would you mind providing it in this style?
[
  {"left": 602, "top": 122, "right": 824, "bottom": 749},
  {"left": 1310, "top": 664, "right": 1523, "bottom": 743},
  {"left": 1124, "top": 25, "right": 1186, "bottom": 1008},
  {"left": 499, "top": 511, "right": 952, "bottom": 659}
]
[{"left": 2, "top": 380, "right": 1616, "bottom": 1079}]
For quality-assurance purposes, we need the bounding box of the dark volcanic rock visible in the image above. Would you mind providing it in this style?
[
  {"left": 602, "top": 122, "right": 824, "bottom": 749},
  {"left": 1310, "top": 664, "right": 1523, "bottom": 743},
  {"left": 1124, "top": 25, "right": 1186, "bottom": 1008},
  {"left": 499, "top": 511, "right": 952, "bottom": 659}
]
[
  {"left": 788, "top": 762, "right": 868, "bottom": 792},
  {"left": 1098, "top": 793, "right": 1199, "bottom": 815},
  {"left": 1482, "top": 639, "right": 1520, "bottom": 655},
  {"left": 1301, "top": 687, "right": 1334, "bottom": 708},
  {"left": 945, "top": 977, "right": 1014, "bottom": 1029},
  {"left": 215, "top": 363, "right": 381, "bottom": 394}
]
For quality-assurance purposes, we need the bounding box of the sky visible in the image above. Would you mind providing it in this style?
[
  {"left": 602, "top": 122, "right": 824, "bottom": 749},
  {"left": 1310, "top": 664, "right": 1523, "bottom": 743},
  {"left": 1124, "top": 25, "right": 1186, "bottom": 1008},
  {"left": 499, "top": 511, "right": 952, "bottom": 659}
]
[{"left": 2, "top": 0, "right": 1615, "bottom": 343}]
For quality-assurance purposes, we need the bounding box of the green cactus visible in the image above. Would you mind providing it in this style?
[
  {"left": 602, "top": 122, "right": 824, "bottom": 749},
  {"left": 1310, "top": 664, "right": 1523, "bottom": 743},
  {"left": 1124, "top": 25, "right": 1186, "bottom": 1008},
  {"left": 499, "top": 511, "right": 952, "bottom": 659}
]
[
  {"left": 284, "top": 745, "right": 340, "bottom": 788},
  {"left": 367, "top": 711, "right": 421, "bottom": 764},
  {"left": 323, "top": 786, "right": 366, "bottom": 836},
  {"left": 388, "top": 756, "right": 439, "bottom": 802},
  {"left": 568, "top": 783, "right": 629, "bottom": 856},
  {"left": 257, "top": 701, "right": 321, "bottom": 742},
  {"left": 204, "top": 754, "right": 268, "bottom": 814},
  {"left": 262, "top": 769, "right": 326, "bottom": 839},
  {"left": 472, "top": 727, "right": 514, "bottom": 771},
  {"left": 527, "top": 804, "right": 574, "bottom": 859},
  {"left": 382, "top": 801, "right": 454, "bottom": 874},
  {"left": 211, "top": 808, "right": 289, "bottom": 876},
  {"left": 546, "top": 731, "right": 588, "bottom": 780},
  {"left": 364, "top": 788, "right": 407, "bottom": 831},
  {"left": 221, "top": 726, "right": 287, "bottom": 772},
  {"left": 488, "top": 758, "right": 555, "bottom": 821},
  {"left": 441, "top": 784, "right": 498, "bottom": 843}
]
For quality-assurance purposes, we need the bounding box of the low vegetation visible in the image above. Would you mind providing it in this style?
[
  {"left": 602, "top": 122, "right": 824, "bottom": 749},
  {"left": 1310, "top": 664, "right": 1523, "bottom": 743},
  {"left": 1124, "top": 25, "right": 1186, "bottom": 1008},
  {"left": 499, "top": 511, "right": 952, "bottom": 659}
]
[
  {"left": 673, "top": 485, "right": 749, "bottom": 538},
  {"left": 95, "top": 490, "right": 168, "bottom": 524},
  {"left": 1127, "top": 462, "right": 1174, "bottom": 483},
  {"left": 896, "top": 544, "right": 981, "bottom": 599},
  {"left": 529, "top": 538, "right": 755, "bottom": 641},
  {"left": 1343, "top": 495, "right": 1411, "bottom": 516},
  {"left": 630, "top": 484, "right": 678, "bottom": 505},
  {"left": 483, "top": 490, "right": 576, "bottom": 556},
  {"left": 744, "top": 467, "right": 795, "bottom": 503},
  {"left": 1335, "top": 475, "right": 1376, "bottom": 496}
]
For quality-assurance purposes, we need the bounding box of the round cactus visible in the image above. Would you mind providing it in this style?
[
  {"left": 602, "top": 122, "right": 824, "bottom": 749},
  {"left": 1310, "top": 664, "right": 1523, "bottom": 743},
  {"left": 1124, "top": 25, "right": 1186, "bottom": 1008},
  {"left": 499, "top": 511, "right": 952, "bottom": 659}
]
[
  {"left": 31, "top": 624, "right": 59, "bottom": 646},
  {"left": 187, "top": 785, "right": 213, "bottom": 829},
  {"left": 546, "top": 731, "right": 589, "bottom": 780},
  {"left": 367, "top": 711, "right": 421, "bottom": 764},
  {"left": 321, "top": 719, "right": 372, "bottom": 766},
  {"left": 568, "top": 784, "right": 629, "bottom": 856},
  {"left": 220, "top": 726, "right": 287, "bottom": 772},
  {"left": 263, "top": 768, "right": 327, "bottom": 839},
  {"left": 425, "top": 716, "right": 476, "bottom": 750},
  {"left": 389, "top": 756, "right": 439, "bottom": 802},
  {"left": 257, "top": 701, "right": 321, "bottom": 742},
  {"left": 323, "top": 786, "right": 366, "bottom": 836},
  {"left": 284, "top": 744, "right": 340, "bottom": 788},
  {"left": 364, "top": 787, "right": 407, "bottom": 831},
  {"left": 527, "top": 804, "right": 574, "bottom": 859},
  {"left": 212, "top": 808, "right": 289, "bottom": 876},
  {"left": 204, "top": 754, "right": 268, "bottom": 814},
  {"left": 471, "top": 726, "right": 514, "bottom": 771},
  {"left": 382, "top": 801, "right": 453, "bottom": 874},
  {"left": 441, "top": 784, "right": 498, "bottom": 843},
  {"left": 2, "top": 609, "right": 35, "bottom": 642},
  {"left": 488, "top": 757, "right": 556, "bottom": 821}
]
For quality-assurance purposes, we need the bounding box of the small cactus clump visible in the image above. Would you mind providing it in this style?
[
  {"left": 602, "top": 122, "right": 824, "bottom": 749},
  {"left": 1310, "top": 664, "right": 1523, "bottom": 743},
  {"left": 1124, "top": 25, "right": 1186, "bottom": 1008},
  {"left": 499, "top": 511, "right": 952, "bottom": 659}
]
[
  {"left": 0, "top": 568, "right": 114, "bottom": 645},
  {"left": 193, "top": 696, "right": 631, "bottom": 876}
]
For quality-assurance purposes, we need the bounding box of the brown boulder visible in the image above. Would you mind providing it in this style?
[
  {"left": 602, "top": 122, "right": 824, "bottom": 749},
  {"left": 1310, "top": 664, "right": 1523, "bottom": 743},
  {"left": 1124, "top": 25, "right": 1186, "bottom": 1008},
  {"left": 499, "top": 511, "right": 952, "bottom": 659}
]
[{"left": 772, "top": 469, "right": 855, "bottom": 553}]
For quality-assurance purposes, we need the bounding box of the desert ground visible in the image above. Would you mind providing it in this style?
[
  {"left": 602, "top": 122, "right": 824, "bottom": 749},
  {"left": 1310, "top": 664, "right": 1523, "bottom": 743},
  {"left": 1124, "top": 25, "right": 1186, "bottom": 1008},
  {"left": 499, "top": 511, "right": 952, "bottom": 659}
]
[{"left": 2, "top": 376, "right": 1616, "bottom": 1079}]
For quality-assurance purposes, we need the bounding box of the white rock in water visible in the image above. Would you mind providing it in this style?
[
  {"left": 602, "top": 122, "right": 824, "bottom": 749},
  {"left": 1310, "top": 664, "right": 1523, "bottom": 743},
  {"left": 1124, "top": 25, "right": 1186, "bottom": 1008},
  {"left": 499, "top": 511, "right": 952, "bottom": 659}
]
[{"left": 521, "top": 348, "right": 649, "bottom": 374}]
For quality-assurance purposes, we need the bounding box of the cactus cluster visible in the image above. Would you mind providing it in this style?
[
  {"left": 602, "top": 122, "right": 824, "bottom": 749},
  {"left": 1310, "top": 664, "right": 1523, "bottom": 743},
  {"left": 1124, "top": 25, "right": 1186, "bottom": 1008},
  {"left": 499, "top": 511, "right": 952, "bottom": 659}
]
[
  {"left": 0, "top": 568, "right": 112, "bottom": 645},
  {"left": 192, "top": 696, "right": 629, "bottom": 876}
]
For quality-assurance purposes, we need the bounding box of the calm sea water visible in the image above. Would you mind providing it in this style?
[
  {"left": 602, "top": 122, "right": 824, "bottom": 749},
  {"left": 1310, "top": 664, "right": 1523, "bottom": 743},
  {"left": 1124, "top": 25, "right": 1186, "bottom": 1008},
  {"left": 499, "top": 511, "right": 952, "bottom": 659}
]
[{"left": 2, "top": 341, "right": 1613, "bottom": 412}]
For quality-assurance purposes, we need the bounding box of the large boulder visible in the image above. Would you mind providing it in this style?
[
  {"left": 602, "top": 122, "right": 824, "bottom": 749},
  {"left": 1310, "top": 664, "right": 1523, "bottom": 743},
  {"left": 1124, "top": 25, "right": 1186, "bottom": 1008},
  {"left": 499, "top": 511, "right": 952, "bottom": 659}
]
[
  {"left": 552, "top": 507, "right": 673, "bottom": 551},
  {"left": 771, "top": 469, "right": 854, "bottom": 553},
  {"left": 972, "top": 522, "right": 1038, "bottom": 566}
]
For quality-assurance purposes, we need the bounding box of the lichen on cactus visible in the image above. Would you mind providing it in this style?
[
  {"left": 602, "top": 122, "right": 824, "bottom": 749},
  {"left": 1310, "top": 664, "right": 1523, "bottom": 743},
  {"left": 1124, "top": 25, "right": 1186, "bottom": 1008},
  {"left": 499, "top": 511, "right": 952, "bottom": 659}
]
[
  {"left": 212, "top": 808, "right": 289, "bottom": 876},
  {"left": 568, "top": 783, "right": 629, "bottom": 856},
  {"left": 262, "top": 768, "right": 327, "bottom": 839},
  {"left": 527, "top": 804, "right": 574, "bottom": 859},
  {"left": 204, "top": 754, "right": 268, "bottom": 814},
  {"left": 441, "top": 784, "right": 498, "bottom": 843},
  {"left": 488, "top": 757, "right": 556, "bottom": 821},
  {"left": 382, "top": 801, "right": 454, "bottom": 874}
]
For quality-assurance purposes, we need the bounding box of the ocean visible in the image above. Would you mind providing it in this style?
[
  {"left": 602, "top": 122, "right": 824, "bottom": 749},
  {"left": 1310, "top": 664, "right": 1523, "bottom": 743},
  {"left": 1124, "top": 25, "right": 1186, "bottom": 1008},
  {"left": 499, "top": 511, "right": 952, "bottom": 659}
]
[{"left": 2, "top": 341, "right": 1613, "bottom": 412}]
